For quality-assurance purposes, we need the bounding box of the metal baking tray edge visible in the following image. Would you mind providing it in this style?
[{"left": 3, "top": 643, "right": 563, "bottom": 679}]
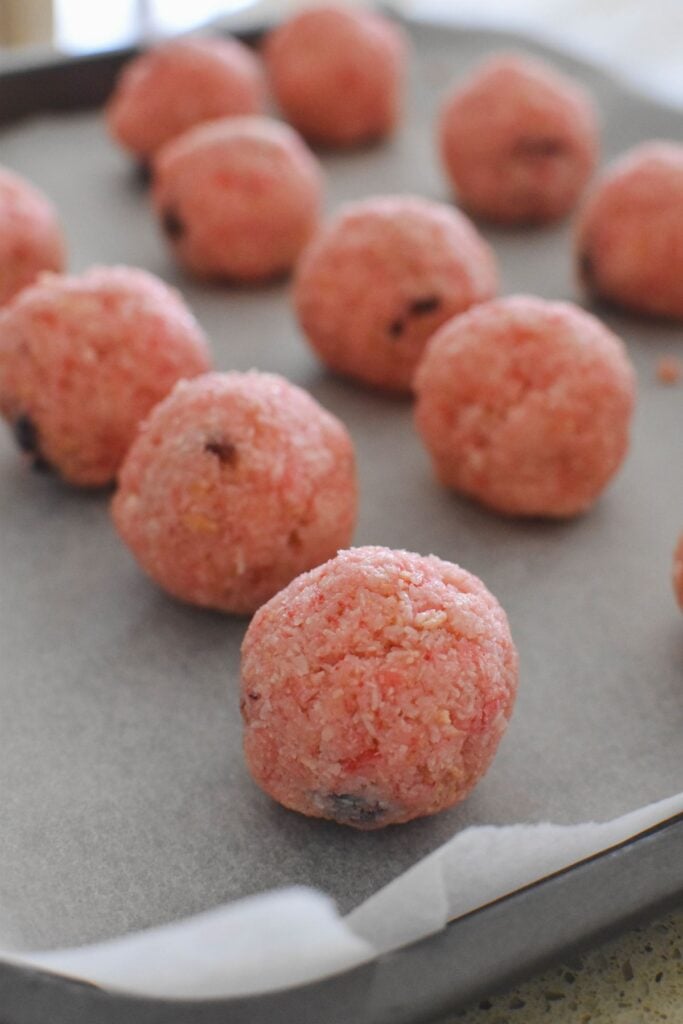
[{"left": 0, "top": 814, "right": 680, "bottom": 1024}]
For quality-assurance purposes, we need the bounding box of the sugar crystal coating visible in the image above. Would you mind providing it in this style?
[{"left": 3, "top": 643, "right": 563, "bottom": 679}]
[
  {"left": 152, "top": 116, "right": 323, "bottom": 282},
  {"left": 241, "top": 545, "right": 518, "bottom": 828},
  {"left": 265, "top": 5, "right": 407, "bottom": 147},
  {"left": 0, "top": 167, "right": 65, "bottom": 307},
  {"left": 0, "top": 266, "right": 210, "bottom": 486},
  {"left": 673, "top": 536, "right": 683, "bottom": 610},
  {"left": 112, "top": 371, "right": 357, "bottom": 614},
  {"left": 294, "top": 195, "right": 497, "bottom": 393},
  {"left": 106, "top": 36, "right": 266, "bottom": 159},
  {"left": 577, "top": 142, "right": 683, "bottom": 320},
  {"left": 414, "top": 295, "right": 635, "bottom": 518},
  {"left": 439, "top": 54, "right": 598, "bottom": 224}
]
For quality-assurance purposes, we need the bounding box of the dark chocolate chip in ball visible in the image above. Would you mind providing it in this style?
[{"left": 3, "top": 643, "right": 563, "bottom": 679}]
[
  {"left": 135, "top": 159, "right": 152, "bottom": 186},
  {"left": 13, "top": 413, "right": 39, "bottom": 453},
  {"left": 162, "top": 207, "right": 185, "bottom": 240},
  {"left": 389, "top": 296, "right": 441, "bottom": 338},
  {"left": 580, "top": 250, "right": 595, "bottom": 287},
  {"left": 204, "top": 439, "right": 238, "bottom": 466},
  {"left": 513, "top": 136, "right": 566, "bottom": 158},
  {"left": 240, "top": 691, "right": 262, "bottom": 723},
  {"left": 323, "top": 792, "right": 390, "bottom": 825},
  {"left": 13, "top": 414, "right": 52, "bottom": 472},
  {"left": 288, "top": 528, "right": 303, "bottom": 550},
  {"left": 409, "top": 295, "right": 441, "bottom": 316}
]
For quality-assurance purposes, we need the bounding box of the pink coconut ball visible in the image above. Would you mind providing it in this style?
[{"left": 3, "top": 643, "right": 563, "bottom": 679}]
[
  {"left": 152, "top": 116, "right": 323, "bottom": 282},
  {"left": 294, "top": 195, "right": 497, "bottom": 394},
  {"left": 0, "top": 167, "right": 65, "bottom": 307},
  {"left": 439, "top": 54, "right": 599, "bottom": 225},
  {"left": 265, "top": 5, "right": 407, "bottom": 148},
  {"left": 577, "top": 142, "right": 683, "bottom": 320},
  {"left": 112, "top": 372, "right": 357, "bottom": 615},
  {"left": 414, "top": 296, "right": 636, "bottom": 518},
  {"left": 673, "top": 536, "right": 683, "bottom": 610},
  {"left": 106, "top": 36, "right": 266, "bottom": 161},
  {"left": 0, "top": 266, "right": 210, "bottom": 487},
  {"left": 241, "top": 545, "right": 518, "bottom": 829}
]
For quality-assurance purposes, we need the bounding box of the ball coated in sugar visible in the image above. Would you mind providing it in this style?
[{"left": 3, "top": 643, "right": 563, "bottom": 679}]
[
  {"left": 414, "top": 296, "right": 636, "bottom": 518},
  {"left": 294, "top": 195, "right": 497, "bottom": 393},
  {"left": 577, "top": 142, "right": 683, "bottom": 320},
  {"left": 241, "top": 545, "right": 518, "bottom": 829},
  {"left": 673, "top": 536, "right": 683, "bottom": 610},
  {"left": 112, "top": 372, "right": 357, "bottom": 615},
  {"left": 106, "top": 36, "right": 266, "bottom": 161},
  {"left": 439, "top": 54, "right": 598, "bottom": 225},
  {"left": 265, "top": 5, "right": 407, "bottom": 148},
  {"left": 0, "top": 167, "right": 65, "bottom": 307},
  {"left": 152, "top": 116, "right": 323, "bottom": 282},
  {"left": 0, "top": 266, "right": 210, "bottom": 486}
]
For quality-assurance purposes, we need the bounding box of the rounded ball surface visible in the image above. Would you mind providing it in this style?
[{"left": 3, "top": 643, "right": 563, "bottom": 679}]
[
  {"left": 294, "top": 195, "right": 497, "bottom": 393},
  {"left": 265, "top": 5, "right": 406, "bottom": 147},
  {"left": 673, "top": 536, "right": 683, "bottom": 610},
  {"left": 112, "top": 372, "right": 357, "bottom": 614},
  {"left": 241, "top": 546, "right": 518, "bottom": 828},
  {"left": 577, "top": 142, "right": 683, "bottom": 320},
  {"left": 0, "top": 167, "right": 65, "bottom": 307},
  {"left": 106, "top": 36, "right": 266, "bottom": 159},
  {"left": 439, "top": 54, "right": 598, "bottom": 224},
  {"left": 152, "top": 116, "right": 323, "bottom": 282},
  {"left": 414, "top": 296, "right": 636, "bottom": 518},
  {"left": 0, "top": 266, "right": 210, "bottom": 486}
]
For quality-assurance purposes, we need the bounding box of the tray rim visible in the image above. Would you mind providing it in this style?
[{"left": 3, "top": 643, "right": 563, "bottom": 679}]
[
  {"left": 0, "top": 812, "right": 681, "bottom": 1023},
  {"left": 0, "top": 15, "right": 682, "bottom": 1021}
]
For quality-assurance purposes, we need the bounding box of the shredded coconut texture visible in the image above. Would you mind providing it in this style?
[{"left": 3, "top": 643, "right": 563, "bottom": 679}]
[
  {"left": 673, "top": 536, "right": 683, "bottom": 610},
  {"left": 295, "top": 195, "right": 497, "bottom": 393},
  {"left": 152, "top": 115, "right": 323, "bottom": 282},
  {"left": 577, "top": 142, "right": 683, "bottom": 319},
  {"left": 265, "top": 5, "right": 407, "bottom": 148},
  {"left": 0, "top": 167, "right": 65, "bottom": 308},
  {"left": 414, "top": 295, "right": 635, "bottom": 518},
  {"left": 241, "top": 545, "right": 518, "bottom": 829},
  {"left": 0, "top": 265, "right": 210, "bottom": 486},
  {"left": 112, "top": 371, "right": 357, "bottom": 614},
  {"left": 106, "top": 36, "right": 266, "bottom": 159},
  {"left": 440, "top": 53, "right": 598, "bottom": 225}
]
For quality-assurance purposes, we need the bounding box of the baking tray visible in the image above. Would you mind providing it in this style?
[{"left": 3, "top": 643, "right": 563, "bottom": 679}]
[{"left": 0, "top": 14, "right": 682, "bottom": 1022}]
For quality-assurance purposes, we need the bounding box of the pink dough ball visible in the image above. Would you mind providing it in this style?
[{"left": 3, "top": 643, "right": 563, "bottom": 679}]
[
  {"left": 0, "top": 266, "right": 210, "bottom": 486},
  {"left": 106, "top": 36, "right": 266, "bottom": 160},
  {"left": 414, "top": 296, "right": 635, "bottom": 518},
  {"left": 294, "top": 195, "right": 497, "bottom": 393},
  {"left": 0, "top": 167, "right": 65, "bottom": 307},
  {"left": 673, "top": 536, "right": 683, "bottom": 610},
  {"left": 152, "top": 116, "right": 323, "bottom": 282},
  {"left": 439, "top": 54, "right": 599, "bottom": 225},
  {"left": 577, "top": 142, "right": 683, "bottom": 320},
  {"left": 265, "top": 5, "right": 407, "bottom": 147},
  {"left": 241, "top": 545, "right": 518, "bottom": 829},
  {"left": 112, "top": 372, "right": 357, "bottom": 615}
]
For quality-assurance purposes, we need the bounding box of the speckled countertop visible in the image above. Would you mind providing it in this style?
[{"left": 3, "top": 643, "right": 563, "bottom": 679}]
[{"left": 448, "top": 906, "right": 683, "bottom": 1022}]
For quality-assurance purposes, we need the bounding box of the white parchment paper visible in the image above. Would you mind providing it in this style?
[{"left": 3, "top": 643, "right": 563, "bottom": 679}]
[{"left": 3, "top": 793, "right": 680, "bottom": 998}]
